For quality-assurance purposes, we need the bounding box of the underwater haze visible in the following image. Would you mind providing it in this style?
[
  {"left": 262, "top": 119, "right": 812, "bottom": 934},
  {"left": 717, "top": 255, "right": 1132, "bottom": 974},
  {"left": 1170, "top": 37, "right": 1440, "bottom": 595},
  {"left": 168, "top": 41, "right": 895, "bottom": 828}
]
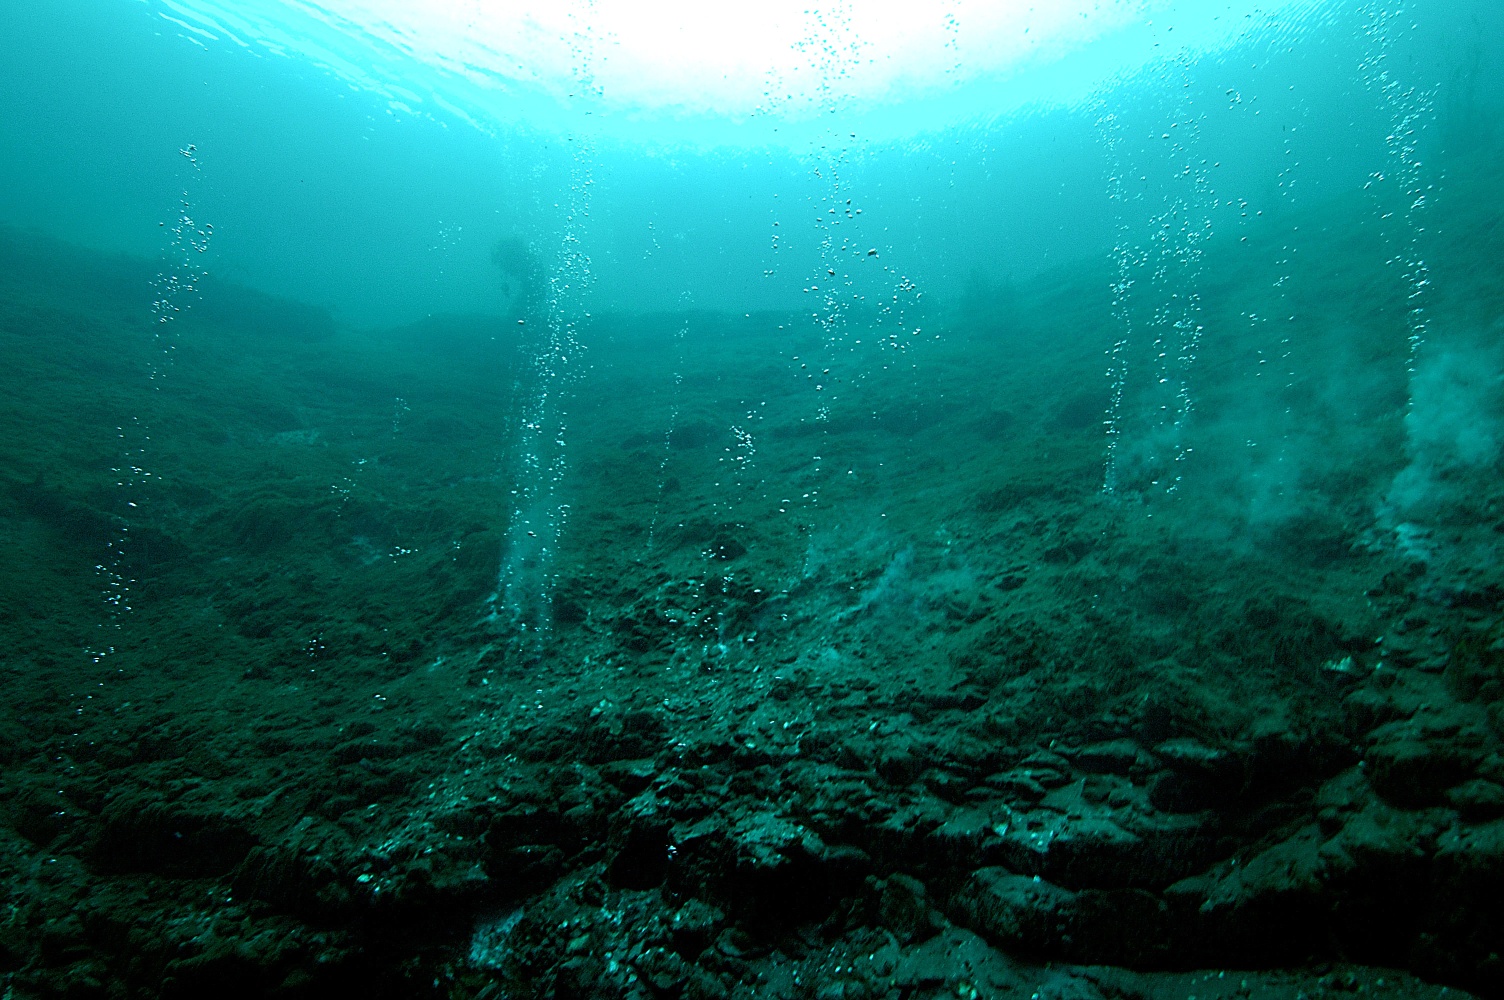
[{"left": 3, "top": 1, "right": 1504, "bottom": 997}]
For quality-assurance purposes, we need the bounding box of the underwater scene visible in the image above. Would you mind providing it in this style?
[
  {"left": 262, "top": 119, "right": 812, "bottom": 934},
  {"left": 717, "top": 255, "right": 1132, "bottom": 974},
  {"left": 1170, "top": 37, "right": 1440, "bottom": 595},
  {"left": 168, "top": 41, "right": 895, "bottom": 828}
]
[{"left": 3, "top": 1, "right": 1504, "bottom": 997}]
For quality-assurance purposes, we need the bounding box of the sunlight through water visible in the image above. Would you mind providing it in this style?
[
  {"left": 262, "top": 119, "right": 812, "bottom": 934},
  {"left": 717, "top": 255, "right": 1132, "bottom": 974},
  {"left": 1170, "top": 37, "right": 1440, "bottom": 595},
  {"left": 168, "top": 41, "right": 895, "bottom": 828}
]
[{"left": 151, "top": 0, "right": 1333, "bottom": 145}]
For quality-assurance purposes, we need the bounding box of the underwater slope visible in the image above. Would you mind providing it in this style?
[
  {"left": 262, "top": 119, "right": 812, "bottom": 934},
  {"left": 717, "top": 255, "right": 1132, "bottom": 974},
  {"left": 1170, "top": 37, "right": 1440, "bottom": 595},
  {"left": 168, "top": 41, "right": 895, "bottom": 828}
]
[{"left": 0, "top": 154, "right": 1502, "bottom": 999}]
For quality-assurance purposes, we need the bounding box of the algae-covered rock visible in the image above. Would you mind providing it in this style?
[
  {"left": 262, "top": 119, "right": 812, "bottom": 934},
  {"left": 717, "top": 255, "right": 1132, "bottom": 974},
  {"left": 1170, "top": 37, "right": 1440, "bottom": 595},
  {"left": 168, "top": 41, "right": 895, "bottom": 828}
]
[
  {"left": 955, "top": 867, "right": 1078, "bottom": 955},
  {"left": 87, "top": 795, "right": 257, "bottom": 878},
  {"left": 1447, "top": 778, "right": 1504, "bottom": 820},
  {"left": 1, "top": 205, "right": 1500, "bottom": 998},
  {"left": 1367, "top": 737, "right": 1478, "bottom": 808}
]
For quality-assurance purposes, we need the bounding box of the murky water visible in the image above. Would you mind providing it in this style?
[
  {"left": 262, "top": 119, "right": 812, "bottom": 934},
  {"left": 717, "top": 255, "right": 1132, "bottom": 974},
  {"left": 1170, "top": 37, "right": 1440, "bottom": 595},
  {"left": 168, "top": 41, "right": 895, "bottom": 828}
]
[{"left": 2, "top": 3, "right": 1502, "bottom": 997}]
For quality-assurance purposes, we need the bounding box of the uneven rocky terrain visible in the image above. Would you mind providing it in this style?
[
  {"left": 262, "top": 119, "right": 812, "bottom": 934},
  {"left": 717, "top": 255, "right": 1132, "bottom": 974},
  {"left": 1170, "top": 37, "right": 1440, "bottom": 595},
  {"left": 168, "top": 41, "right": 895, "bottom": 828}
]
[{"left": 1, "top": 174, "right": 1501, "bottom": 1000}]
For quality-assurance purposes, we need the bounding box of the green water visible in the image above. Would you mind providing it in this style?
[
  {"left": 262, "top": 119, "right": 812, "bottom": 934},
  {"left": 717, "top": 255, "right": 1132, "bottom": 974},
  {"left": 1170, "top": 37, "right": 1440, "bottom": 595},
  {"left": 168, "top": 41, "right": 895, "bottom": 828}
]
[{"left": 2, "top": 2, "right": 1503, "bottom": 998}]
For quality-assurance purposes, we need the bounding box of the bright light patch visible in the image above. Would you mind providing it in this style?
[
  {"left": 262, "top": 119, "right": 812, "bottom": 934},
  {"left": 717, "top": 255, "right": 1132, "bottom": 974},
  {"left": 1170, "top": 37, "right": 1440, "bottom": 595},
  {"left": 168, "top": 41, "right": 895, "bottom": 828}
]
[
  {"left": 154, "top": 0, "right": 1330, "bottom": 142},
  {"left": 371, "top": 0, "right": 1150, "bottom": 114}
]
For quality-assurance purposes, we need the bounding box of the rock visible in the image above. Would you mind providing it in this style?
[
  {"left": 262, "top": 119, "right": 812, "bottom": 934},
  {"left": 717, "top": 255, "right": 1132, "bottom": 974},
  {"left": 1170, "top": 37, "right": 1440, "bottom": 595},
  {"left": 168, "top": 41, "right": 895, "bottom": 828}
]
[
  {"left": 990, "top": 785, "right": 1209, "bottom": 890},
  {"left": 600, "top": 759, "right": 658, "bottom": 796},
  {"left": 1431, "top": 820, "right": 1504, "bottom": 986},
  {"left": 1447, "top": 779, "right": 1504, "bottom": 821},
  {"left": 1131, "top": 697, "right": 1178, "bottom": 745},
  {"left": 999, "top": 806, "right": 1143, "bottom": 887},
  {"left": 922, "top": 769, "right": 975, "bottom": 803},
  {"left": 362, "top": 845, "right": 491, "bottom": 912},
  {"left": 915, "top": 688, "right": 987, "bottom": 712},
  {"left": 468, "top": 905, "right": 525, "bottom": 971},
  {"left": 1148, "top": 768, "right": 1234, "bottom": 813},
  {"left": 1019, "top": 749, "right": 1071, "bottom": 771},
  {"left": 670, "top": 898, "right": 725, "bottom": 955},
  {"left": 634, "top": 946, "right": 690, "bottom": 994},
  {"left": 955, "top": 867, "right": 1077, "bottom": 955},
  {"left": 1072, "top": 739, "right": 1143, "bottom": 776},
  {"left": 670, "top": 810, "right": 855, "bottom": 925},
  {"left": 683, "top": 967, "right": 731, "bottom": 1000},
  {"left": 10, "top": 786, "right": 81, "bottom": 847},
  {"left": 88, "top": 796, "right": 257, "bottom": 878},
  {"left": 928, "top": 806, "right": 997, "bottom": 866},
  {"left": 1167, "top": 823, "right": 1334, "bottom": 963},
  {"left": 1343, "top": 687, "right": 1400, "bottom": 735},
  {"left": 231, "top": 846, "right": 351, "bottom": 918},
  {"left": 1366, "top": 739, "right": 1477, "bottom": 808},
  {"left": 892, "top": 928, "right": 1031, "bottom": 997},
  {"left": 606, "top": 792, "right": 672, "bottom": 889},
  {"left": 1154, "top": 738, "right": 1234, "bottom": 778},
  {"left": 984, "top": 769, "right": 1048, "bottom": 802},
  {"left": 875, "top": 873, "right": 943, "bottom": 944},
  {"left": 869, "top": 798, "right": 951, "bottom": 858},
  {"left": 494, "top": 843, "right": 564, "bottom": 894},
  {"left": 1072, "top": 887, "right": 1170, "bottom": 964},
  {"left": 875, "top": 748, "right": 923, "bottom": 786}
]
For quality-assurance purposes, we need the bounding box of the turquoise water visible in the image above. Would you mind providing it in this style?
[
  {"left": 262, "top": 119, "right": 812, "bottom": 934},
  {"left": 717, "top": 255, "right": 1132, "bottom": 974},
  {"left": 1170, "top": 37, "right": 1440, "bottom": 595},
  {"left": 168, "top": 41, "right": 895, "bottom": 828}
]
[{"left": 2, "top": 2, "right": 1503, "bottom": 997}]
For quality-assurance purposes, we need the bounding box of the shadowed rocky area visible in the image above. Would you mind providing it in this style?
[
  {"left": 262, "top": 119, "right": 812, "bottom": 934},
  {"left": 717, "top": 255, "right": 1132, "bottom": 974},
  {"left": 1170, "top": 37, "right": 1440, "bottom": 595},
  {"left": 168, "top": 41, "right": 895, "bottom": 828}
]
[{"left": 1, "top": 159, "right": 1502, "bottom": 1000}]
